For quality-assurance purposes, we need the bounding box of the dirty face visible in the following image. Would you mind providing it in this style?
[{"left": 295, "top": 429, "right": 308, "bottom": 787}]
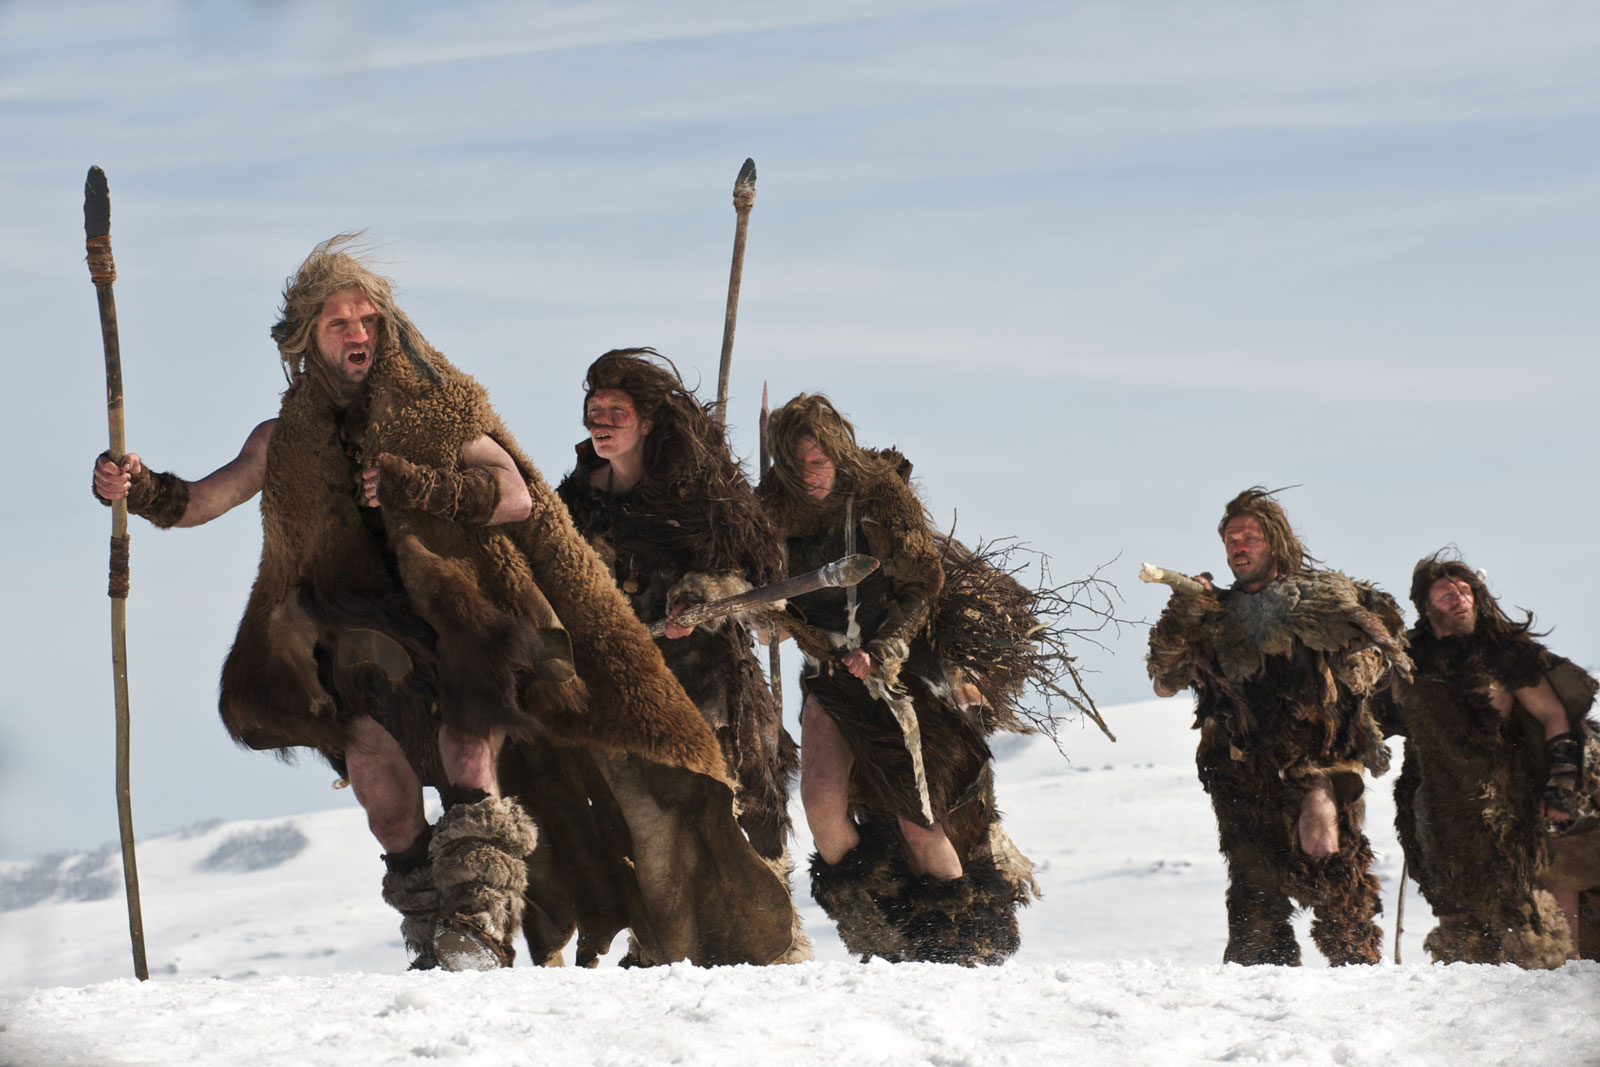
[
  {"left": 585, "top": 388, "right": 651, "bottom": 462},
  {"left": 1221, "top": 515, "right": 1276, "bottom": 590}
]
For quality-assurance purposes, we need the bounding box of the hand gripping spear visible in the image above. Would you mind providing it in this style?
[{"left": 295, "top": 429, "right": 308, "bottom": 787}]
[
  {"left": 713, "top": 158, "right": 757, "bottom": 428},
  {"left": 84, "top": 165, "right": 149, "bottom": 981}
]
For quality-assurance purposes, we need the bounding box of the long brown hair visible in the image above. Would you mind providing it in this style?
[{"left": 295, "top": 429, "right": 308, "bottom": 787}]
[
  {"left": 1216, "top": 486, "right": 1317, "bottom": 577},
  {"left": 582, "top": 348, "right": 726, "bottom": 478},
  {"left": 1409, "top": 549, "right": 1542, "bottom": 638},
  {"left": 765, "top": 393, "right": 876, "bottom": 503},
  {"left": 580, "top": 348, "right": 781, "bottom": 579}
]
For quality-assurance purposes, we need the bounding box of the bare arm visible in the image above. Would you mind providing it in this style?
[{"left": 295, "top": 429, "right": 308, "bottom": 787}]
[
  {"left": 457, "top": 435, "right": 532, "bottom": 525},
  {"left": 1511, "top": 677, "right": 1571, "bottom": 741},
  {"left": 361, "top": 434, "right": 532, "bottom": 526},
  {"left": 92, "top": 420, "right": 275, "bottom": 528}
]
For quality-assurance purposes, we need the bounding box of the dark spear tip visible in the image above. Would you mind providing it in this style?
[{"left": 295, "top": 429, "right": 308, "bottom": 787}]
[
  {"left": 85, "top": 166, "right": 110, "bottom": 239},
  {"left": 735, "top": 157, "right": 757, "bottom": 191}
]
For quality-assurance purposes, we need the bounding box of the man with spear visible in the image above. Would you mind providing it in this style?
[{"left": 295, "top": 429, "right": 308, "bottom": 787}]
[
  {"left": 1144, "top": 488, "right": 1409, "bottom": 966},
  {"left": 92, "top": 234, "right": 798, "bottom": 971}
]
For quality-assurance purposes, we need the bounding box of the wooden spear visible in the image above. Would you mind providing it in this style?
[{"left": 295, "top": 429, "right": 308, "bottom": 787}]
[
  {"left": 713, "top": 158, "right": 757, "bottom": 426},
  {"left": 759, "top": 382, "right": 784, "bottom": 711},
  {"left": 84, "top": 165, "right": 149, "bottom": 981}
]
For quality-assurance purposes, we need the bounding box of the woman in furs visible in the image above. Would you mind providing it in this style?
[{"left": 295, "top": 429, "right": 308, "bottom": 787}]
[
  {"left": 556, "top": 350, "right": 804, "bottom": 907},
  {"left": 760, "top": 393, "right": 1035, "bottom": 966}
]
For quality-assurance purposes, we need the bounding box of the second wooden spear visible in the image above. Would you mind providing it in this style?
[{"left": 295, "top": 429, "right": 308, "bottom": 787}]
[{"left": 84, "top": 164, "right": 149, "bottom": 981}]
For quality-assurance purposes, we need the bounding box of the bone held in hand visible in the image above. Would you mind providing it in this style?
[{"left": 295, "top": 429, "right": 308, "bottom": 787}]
[
  {"left": 649, "top": 554, "right": 880, "bottom": 637},
  {"left": 1138, "top": 562, "right": 1206, "bottom": 596}
]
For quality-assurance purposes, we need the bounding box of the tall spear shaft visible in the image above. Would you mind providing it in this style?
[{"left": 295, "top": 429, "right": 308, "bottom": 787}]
[
  {"left": 760, "top": 382, "right": 783, "bottom": 712},
  {"left": 84, "top": 165, "right": 149, "bottom": 981},
  {"left": 713, "top": 158, "right": 757, "bottom": 425}
]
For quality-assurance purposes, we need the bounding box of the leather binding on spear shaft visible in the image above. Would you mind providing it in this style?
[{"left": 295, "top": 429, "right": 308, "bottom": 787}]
[{"left": 85, "top": 164, "right": 149, "bottom": 981}]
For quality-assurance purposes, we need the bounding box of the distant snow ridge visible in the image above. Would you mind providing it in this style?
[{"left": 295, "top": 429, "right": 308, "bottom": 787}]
[
  {"left": 0, "top": 844, "right": 117, "bottom": 911},
  {"left": 198, "top": 823, "right": 308, "bottom": 873}
]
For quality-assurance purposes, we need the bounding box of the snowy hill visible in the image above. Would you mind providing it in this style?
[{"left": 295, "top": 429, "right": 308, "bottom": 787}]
[{"left": 2, "top": 700, "right": 1595, "bottom": 1066}]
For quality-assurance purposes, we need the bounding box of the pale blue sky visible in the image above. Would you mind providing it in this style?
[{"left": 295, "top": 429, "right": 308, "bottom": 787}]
[{"left": 2, "top": 0, "right": 1596, "bottom": 857}]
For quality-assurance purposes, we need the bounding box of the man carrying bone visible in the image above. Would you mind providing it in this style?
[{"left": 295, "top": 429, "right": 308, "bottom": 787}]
[{"left": 1146, "top": 488, "right": 1409, "bottom": 965}]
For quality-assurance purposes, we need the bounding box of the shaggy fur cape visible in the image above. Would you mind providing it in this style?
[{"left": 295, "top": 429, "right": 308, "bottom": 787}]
[
  {"left": 1147, "top": 571, "right": 1410, "bottom": 965},
  {"left": 558, "top": 440, "right": 798, "bottom": 862},
  {"left": 1148, "top": 571, "right": 1406, "bottom": 787},
  {"left": 1383, "top": 623, "right": 1599, "bottom": 964},
  {"left": 218, "top": 338, "right": 797, "bottom": 966}
]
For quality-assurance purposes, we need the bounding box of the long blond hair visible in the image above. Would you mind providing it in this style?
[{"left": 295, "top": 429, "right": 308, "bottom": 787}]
[{"left": 270, "top": 233, "right": 434, "bottom": 384}]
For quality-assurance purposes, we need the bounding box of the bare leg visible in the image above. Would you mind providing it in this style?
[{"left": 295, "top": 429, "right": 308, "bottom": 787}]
[
  {"left": 345, "top": 715, "right": 427, "bottom": 852},
  {"left": 1298, "top": 779, "right": 1340, "bottom": 859},
  {"left": 439, "top": 724, "right": 506, "bottom": 796},
  {"left": 899, "top": 817, "right": 962, "bottom": 880},
  {"left": 801, "top": 697, "right": 860, "bottom": 865}
]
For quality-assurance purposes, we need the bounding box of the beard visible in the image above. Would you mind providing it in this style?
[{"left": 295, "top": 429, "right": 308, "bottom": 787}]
[{"left": 1428, "top": 607, "right": 1477, "bottom": 637}]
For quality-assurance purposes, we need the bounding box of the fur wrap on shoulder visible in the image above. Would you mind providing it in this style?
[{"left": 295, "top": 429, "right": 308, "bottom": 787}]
[
  {"left": 218, "top": 338, "right": 728, "bottom": 782},
  {"left": 1147, "top": 570, "right": 1409, "bottom": 785},
  {"left": 218, "top": 338, "right": 801, "bottom": 966}
]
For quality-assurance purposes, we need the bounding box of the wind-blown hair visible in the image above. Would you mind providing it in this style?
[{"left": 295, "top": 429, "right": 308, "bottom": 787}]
[
  {"left": 580, "top": 348, "right": 781, "bottom": 579},
  {"left": 270, "top": 233, "right": 431, "bottom": 384},
  {"left": 1216, "top": 486, "right": 1318, "bottom": 578},
  {"left": 582, "top": 348, "right": 726, "bottom": 479},
  {"left": 765, "top": 393, "right": 877, "bottom": 503},
  {"left": 1408, "top": 549, "right": 1542, "bottom": 639}
]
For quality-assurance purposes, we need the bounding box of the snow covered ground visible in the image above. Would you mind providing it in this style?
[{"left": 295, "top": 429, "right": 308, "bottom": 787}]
[{"left": 2, "top": 700, "right": 1595, "bottom": 1066}]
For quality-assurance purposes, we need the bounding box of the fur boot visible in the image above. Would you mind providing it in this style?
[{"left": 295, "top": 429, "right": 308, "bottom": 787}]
[
  {"left": 810, "top": 819, "right": 1025, "bottom": 966},
  {"left": 1423, "top": 893, "right": 1571, "bottom": 968},
  {"left": 884, "top": 855, "right": 1023, "bottom": 966},
  {"left": 1223, "top": 881, "right": 1300, "bottom": 966},
  {"left": 1423, "top": 919, "right": 1503, "bottom": 965},
  {"left": 1301, "top": 851, "right": 1383, "bottom": 967},
  {"left": 380, "top": 826, "right": 438, "bottom": 970},
  {"left": 429, "top": 794, "right": 540, "bottom": 971},
  {"left": 1497, "top": 891, "right": 1573, "bottom": 969},
  {"left": 809, "top": 838, "right": 915, "bottom": 963}
]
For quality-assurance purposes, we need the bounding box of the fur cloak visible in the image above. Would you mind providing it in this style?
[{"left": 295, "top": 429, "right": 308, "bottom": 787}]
[
  {"left": 1146, "top": 571, "right": 1410, "bottom": 965},
  {"left": 1384, "top": 623, "right": 1599, "bottom": 964},
  {"left": 557, "top": 440, "right": 799, "bottom": 862},
  {"left": 217, "top": 337, "right": 798, "bottom": 967}
]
